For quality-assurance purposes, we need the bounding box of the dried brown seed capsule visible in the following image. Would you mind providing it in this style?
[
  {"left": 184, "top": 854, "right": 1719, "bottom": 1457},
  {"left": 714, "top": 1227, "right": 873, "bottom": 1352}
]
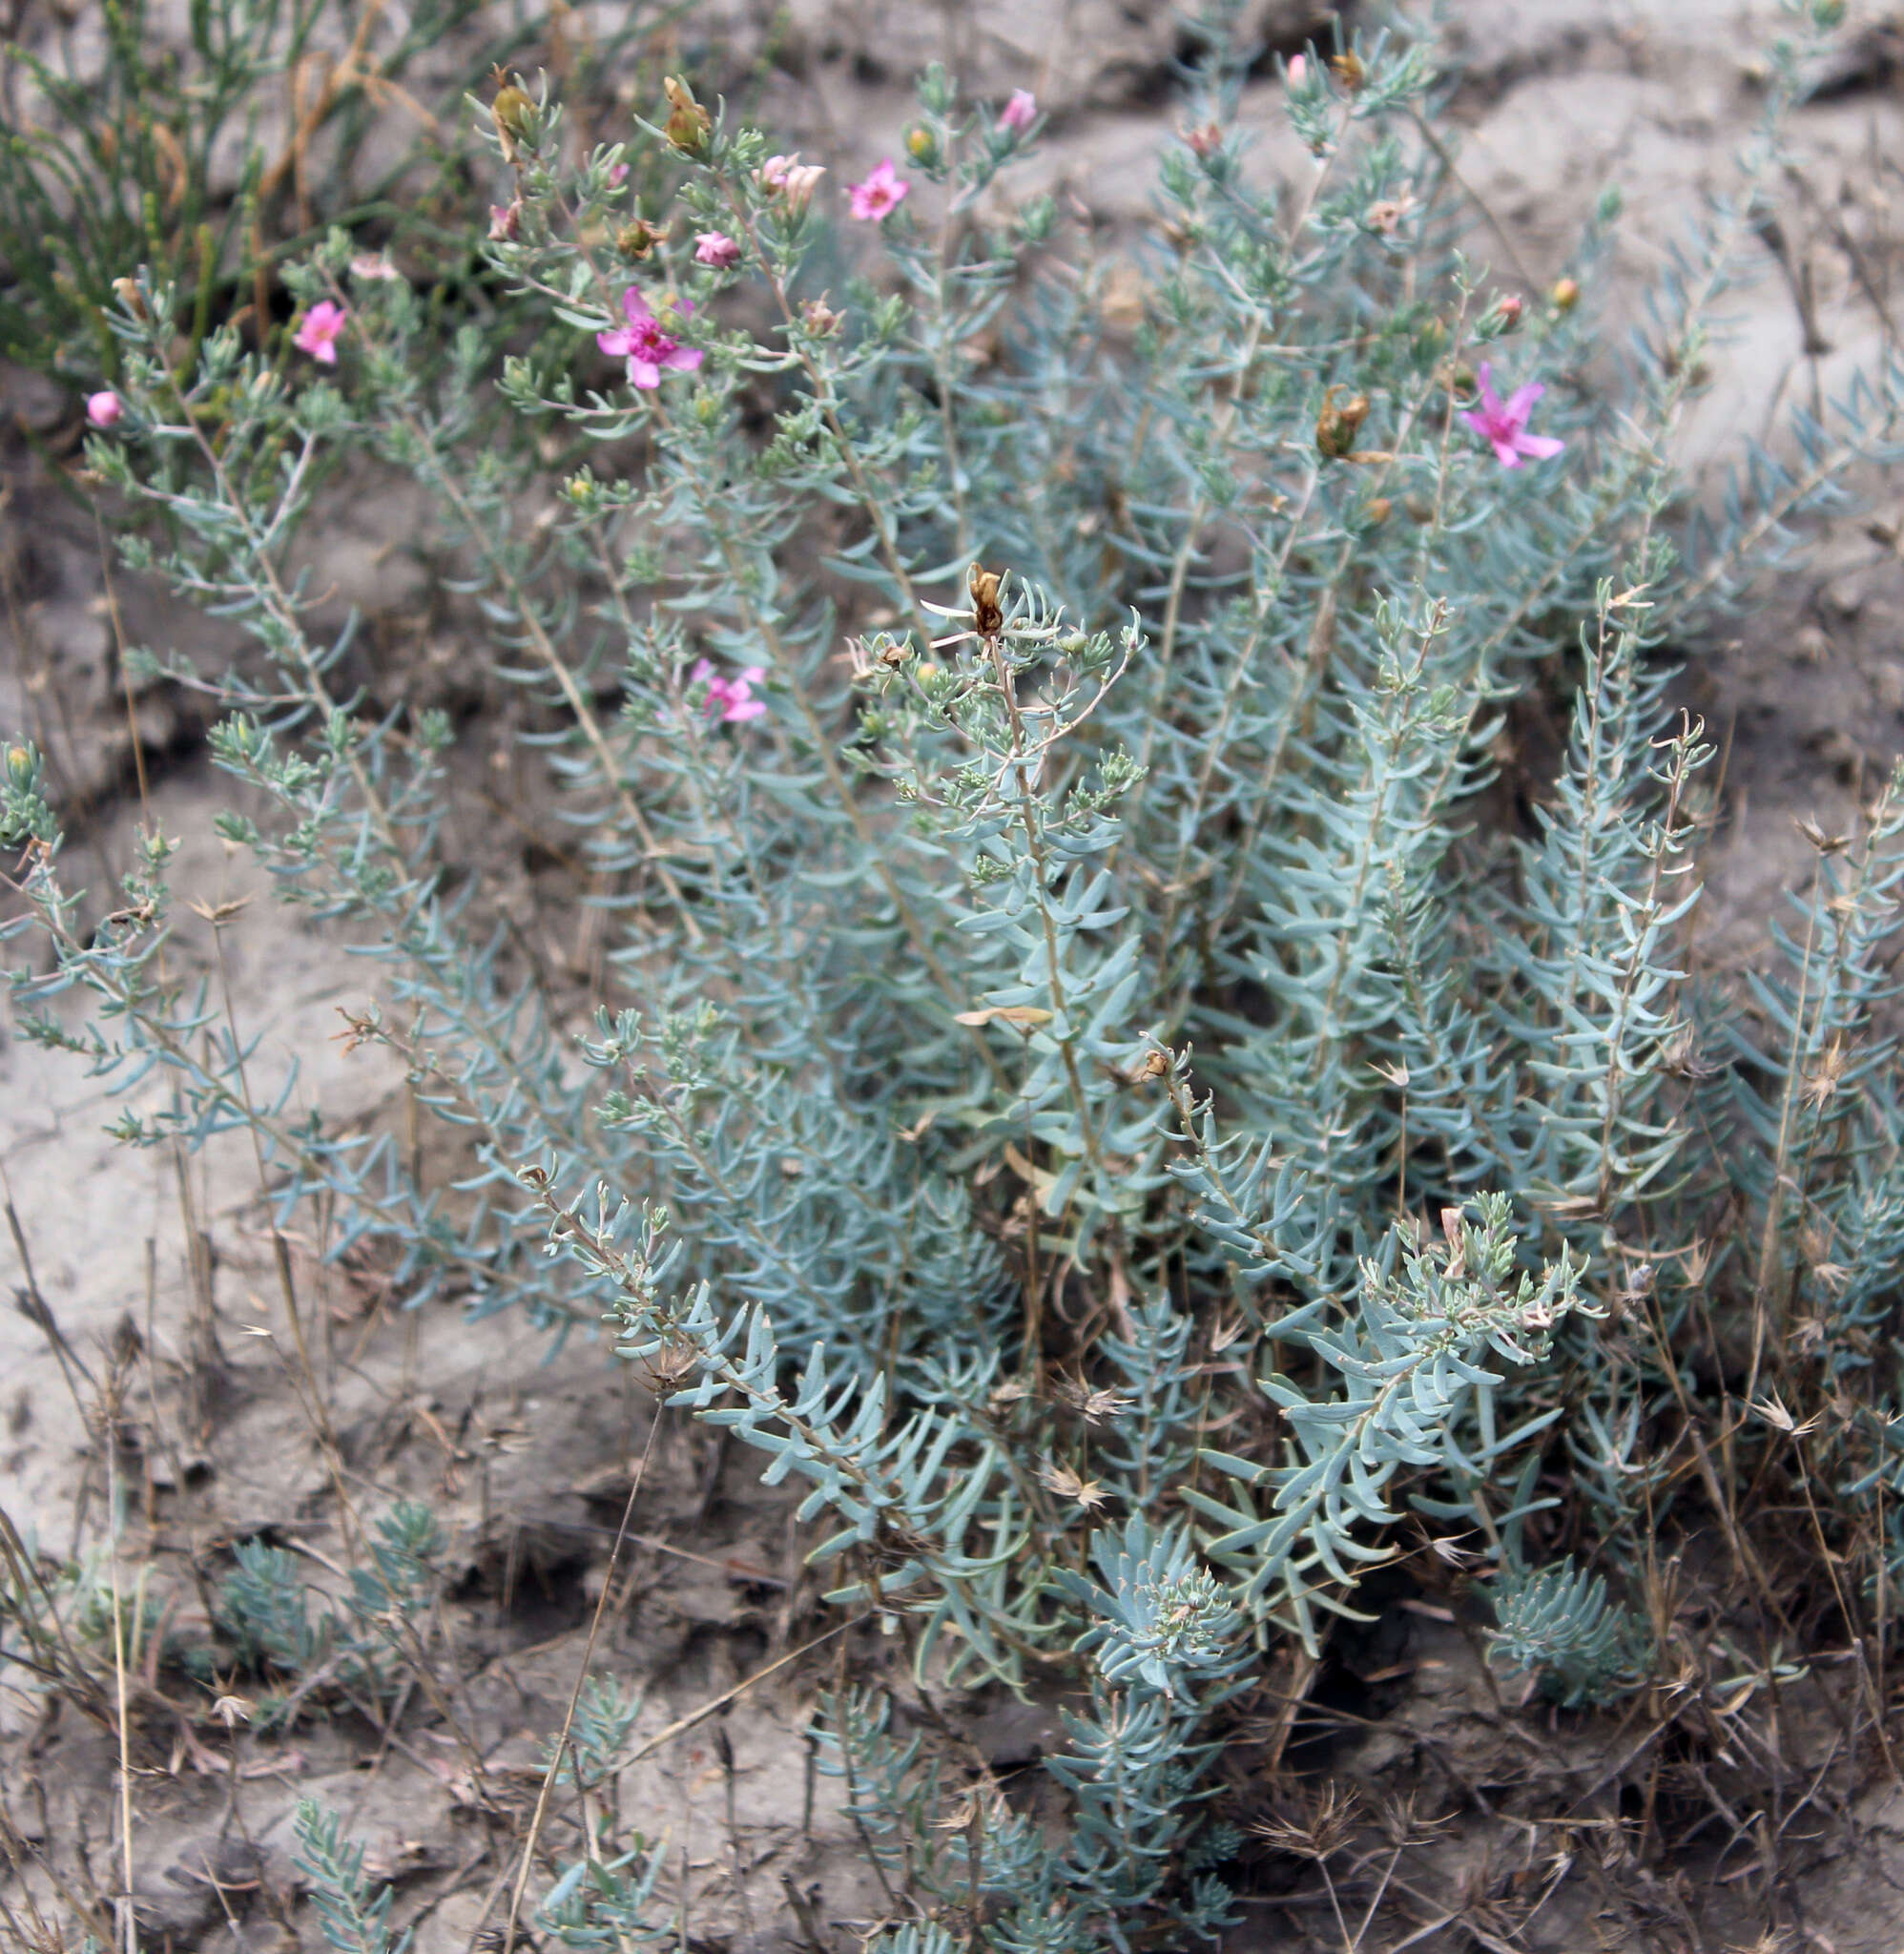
[
  {"left": 1315, "top": 385, "right": 1369, "bottom": 459},
  {"left": 614, "top": 218, "right": 666, "bottom": 260},
  {"left": 969, "top": 563, "right": 1004, "bottom": 638}
]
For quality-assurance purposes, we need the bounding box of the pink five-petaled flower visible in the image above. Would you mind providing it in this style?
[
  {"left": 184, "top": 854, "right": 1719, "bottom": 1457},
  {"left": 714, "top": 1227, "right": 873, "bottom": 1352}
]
[
  {"left": 694, "top": 231, "right": 740, "bottom": 268},
  {"left": 1459, "top": 363, "right": 1564, "bottom": 469},
  {"left": 293, "top": 300, "right": 347, "bottom": 364},
  {"left": 86, "top": 390, "right": 123, "bottom": 429},
  {"left": 847, "top": 157, "right": 909, "bottom": 222},
  {"left": 691, "top": 658, "right": 766, "bottom": 723},
  {"left": 1000, "top": 89, "right": 1037, "bottom": 135},
  {"left": 597, "top": 286, "right": 703, "bottom": 390}
]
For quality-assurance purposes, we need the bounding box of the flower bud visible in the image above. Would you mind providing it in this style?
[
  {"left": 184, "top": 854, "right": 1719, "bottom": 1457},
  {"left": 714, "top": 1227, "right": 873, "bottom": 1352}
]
[
  {"left": 663, "top": 76, "right": 711, "bottom": 154},
  {"left": 757, "top": 154, "right": 825, "bottom": 211},
  {"left": 6, "top": 743, "right": 36, "bottom": 791},
  {"left": 111, "top": 276, "right": 148, "bottom": 322},
  {"left": 1550, "top": 275, "right": 1580, "bottom": 312},
  {"left": 800, "top": 294, "right": 843, "bottom": 336},
  {"left": 1412, "top": 317, "right": 1448, "bottom": 369},
  {"left": 1363, "top": 496, "right": 1392, "bottom": 526},
  {"left": 905, "top": 124, "right": 940, "bottom": 166},
  {"left": 1491, "top": 292, "right": 1524, "bottom": 331},
  {"left": 490, "top": 70, "right": 534, "bottom": 165}
]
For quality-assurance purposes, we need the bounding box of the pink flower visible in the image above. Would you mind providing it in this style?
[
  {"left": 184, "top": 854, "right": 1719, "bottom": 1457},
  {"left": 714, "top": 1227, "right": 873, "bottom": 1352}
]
[
  {"left": 694, "top": 230, "right": 740, "bottom": 268},
  {"left": 691, "top": 658, "right": 767, "bottom": 722},
  {"left": 757, "top": 153, "right": 825, "bottom": 210},
  {"left": 1287, "top": 52, "right": 1308, "bottom": 84},
  {"left": 1000, "top": 89, "right": 1037, "bottom": 135},
  {"left": 292, "top": 300, "right": 347, "bottom": 364},
  {"left": 86, "top": 390, "right": 123, "bottom": 429},
  {"left": 597, "top": 285, "right": 704, "bottom": 389},
  {"left": 1460, "top": 364, "right": 1564, "bottom": 468},
  {"left": 607, "top": 162, "right": 629, "bottom": 187},
  {"left": 847, "top": 158, "right": 909, "bottom": 222}
]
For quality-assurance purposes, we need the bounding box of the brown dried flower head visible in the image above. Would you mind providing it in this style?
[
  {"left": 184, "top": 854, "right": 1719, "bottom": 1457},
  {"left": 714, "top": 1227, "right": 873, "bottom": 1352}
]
[
  {"left": 1040, "top": 1462, "right": 1111, "bottom": 1510},
  {"left": 968, "top": 562, "right": 1005, "bottom": 639},
  {"left": 615, "top": 218, "right": 668, "bottom": 261},
  {"left": 1315, "top": 385, "right": 1369, "bottom": 459}
]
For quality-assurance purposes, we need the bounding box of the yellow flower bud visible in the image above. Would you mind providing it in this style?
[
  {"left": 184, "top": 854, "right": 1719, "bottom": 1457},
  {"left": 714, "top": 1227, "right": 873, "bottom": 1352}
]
[{"left": 489, "top": 68, "right": 534, "bottom": 166}]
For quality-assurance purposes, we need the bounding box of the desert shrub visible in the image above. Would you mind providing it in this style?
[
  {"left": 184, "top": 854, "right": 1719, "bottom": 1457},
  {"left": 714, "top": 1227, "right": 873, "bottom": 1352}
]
[{"left": 6, "top": 0, "right": 1904, "bottom": 1944}]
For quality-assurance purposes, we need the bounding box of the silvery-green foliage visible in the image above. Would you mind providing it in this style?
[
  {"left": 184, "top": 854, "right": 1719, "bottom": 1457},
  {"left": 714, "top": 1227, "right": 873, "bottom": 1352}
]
[
  {"left": 1486, "top": 1555, "right": 1651, "bottom": 1710},
  {"left": 293, "top": 1799, "right": 410, "bottom": 1954},
  {"left": 1053, "top": 1516, "right": 1242, "bottom": 1697},
  {"left": 1186, "top": 1195, "right": 1593, "bottom": 1640},
  {"left": 218, "top": 1540, "right": 335, "bottom": 1679},
  {"left": 535, "top": 1837, "right": 673, "bottom": 1949},
  {"left": 11, "top": 1, "right": 1904, "bottom": 1943},
  {"left": 206, "top": 1503, "right": 445, "bottom": 1725}
]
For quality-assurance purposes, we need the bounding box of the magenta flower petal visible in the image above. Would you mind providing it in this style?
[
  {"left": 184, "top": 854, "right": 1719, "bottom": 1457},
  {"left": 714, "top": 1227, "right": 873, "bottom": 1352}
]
[
  {"left": 602, "top": 285, "right": 700, "bottom": 390},
  {"left": 293, "top": 300, "right": 347, "bottom": 364},
  {"left": 847, "top": 158, "right": 910, "bottom": 222},
  {"left": 1463, "top": 363, "right": 1563, "bottom": 468}
]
